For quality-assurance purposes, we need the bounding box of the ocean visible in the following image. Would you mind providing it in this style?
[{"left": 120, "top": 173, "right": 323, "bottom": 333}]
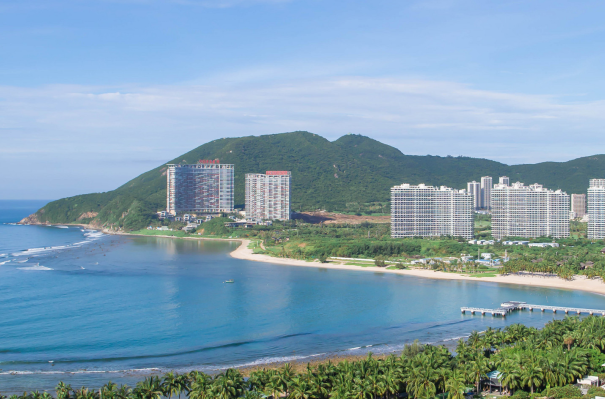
[{"left": 1, "top": 200, "right": 604, "bottom": 393}]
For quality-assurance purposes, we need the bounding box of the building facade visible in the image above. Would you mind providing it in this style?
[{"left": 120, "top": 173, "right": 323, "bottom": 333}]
[
  {"left": 481, "top": 176, "right": 493, "bottom": 210},
  {"left": 499, "top": 176, "right": 510, "bottom": 186},
  {"left": 588, "top": 179, "right": 605, "bottom": 239},
  {"left": 166, "top": 160, "right": 234, "bottom": 215},
  {"left": 491, "top": 182, "right": 569, "bottom": 239},
  {"left": 467, "top": 181, "right": 481, "bottom": 210},
  {"left": 391, "top": 183, "right": 474, "bottom": 239},
  {"left": 571, "top": 193, "right": 587, "bottom": 219},
  {"left": 245, "top": 171, "right": 291, "bottom": 221}
]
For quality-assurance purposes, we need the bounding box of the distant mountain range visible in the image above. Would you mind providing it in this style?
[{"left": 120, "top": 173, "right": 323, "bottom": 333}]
[{"left": 24, "top": 131, "right": 605, "bottom": 230}]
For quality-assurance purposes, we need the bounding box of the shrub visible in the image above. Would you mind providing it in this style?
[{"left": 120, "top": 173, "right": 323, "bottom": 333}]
[
  {"left": 511, "top": 390, "right": 529, "bottom": 399},
  {"left": 548, "top": 385, "right": 582, "bottom": 399},
  {"left": 374, "top": 256, "right": 386, "bottom": 267},
  {"left": 586, "top": 386, "right": 605, "bottom": 399}
]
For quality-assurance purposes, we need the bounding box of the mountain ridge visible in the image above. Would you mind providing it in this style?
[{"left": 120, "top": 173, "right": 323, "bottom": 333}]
[{"left": 24, "top": 131, "right": 605, "bottom": 230}]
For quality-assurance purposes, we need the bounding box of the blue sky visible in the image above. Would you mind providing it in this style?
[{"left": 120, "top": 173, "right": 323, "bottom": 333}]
[{"left": 2, "top": 0, "right": 605, "bottom": 199}]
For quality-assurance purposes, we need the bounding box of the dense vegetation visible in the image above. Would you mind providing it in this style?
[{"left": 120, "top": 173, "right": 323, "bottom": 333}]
[
  {"left": 499, "top": 239, "right": 605, "bottom": 280},
  {"left": 184, "top": 220, "right": 604, "bottom": 268},
  {"left": 29, "top": 131, "right": 605, "bottom": 230},
  {"left": 7, "top": 317, "right": 605, "bottom": 399}
]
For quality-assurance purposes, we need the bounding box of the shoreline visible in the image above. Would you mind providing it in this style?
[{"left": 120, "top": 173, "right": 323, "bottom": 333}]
[
  {"left": 230, "top": 238, "right": 605, "bottom": 296},
  {"left": 113, "top": 230, "right": 605, "bottom": 296}
]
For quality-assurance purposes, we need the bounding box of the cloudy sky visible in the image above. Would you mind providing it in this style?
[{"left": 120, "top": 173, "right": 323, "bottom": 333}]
[{"left": 2, "top": 0, "right": 605, "bottom": 199}]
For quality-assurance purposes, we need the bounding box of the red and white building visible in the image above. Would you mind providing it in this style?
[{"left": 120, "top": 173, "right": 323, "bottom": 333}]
[{"left": 245, "top": 171, "right": 292, "bottom": 221}]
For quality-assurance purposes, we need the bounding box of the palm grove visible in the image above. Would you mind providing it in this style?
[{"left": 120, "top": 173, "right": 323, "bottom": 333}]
[{"left": 7, "top": 316, "right": 605, "bottom": 399}]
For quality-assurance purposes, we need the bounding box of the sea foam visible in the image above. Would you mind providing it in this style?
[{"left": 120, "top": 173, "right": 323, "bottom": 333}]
[{"left": 18, "top": 264, "right": 53, "bottom": 271}]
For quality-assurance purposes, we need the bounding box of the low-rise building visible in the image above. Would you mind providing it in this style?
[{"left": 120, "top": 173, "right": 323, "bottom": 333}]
[{"left": 528, "top": 242, "right": 559, "bottom": 248}]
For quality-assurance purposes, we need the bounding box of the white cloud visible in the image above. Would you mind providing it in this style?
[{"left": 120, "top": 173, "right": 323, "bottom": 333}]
[{"left": 2, "top": 76, "right": 605, "bottom": 198}]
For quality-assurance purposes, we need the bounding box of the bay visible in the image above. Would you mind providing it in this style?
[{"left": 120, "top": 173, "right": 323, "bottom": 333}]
[{"left": 1, "top": 200, "right": 604, "bottom": 392}]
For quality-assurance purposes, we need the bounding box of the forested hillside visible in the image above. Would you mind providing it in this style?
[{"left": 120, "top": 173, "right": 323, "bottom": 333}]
[{"left": 26, "top": 131, "right": 605, "bottom": 230}]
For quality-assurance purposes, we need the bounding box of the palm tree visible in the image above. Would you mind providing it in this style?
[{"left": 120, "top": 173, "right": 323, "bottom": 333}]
[
  {"left": 188, "top": 373, "right": 212, "bottom": 399},
  {"left": 521, "top": 360, "right": 543, "bottom": 394},
  {"left": 134, "top": 377, "right": 163, "bottom": 399},
  {"left": 468, "top": 355, "right": 489, "bottom": 394},
  {"left": 56, "top": 382, "right": 72, "bottom": 399},
  {"left": 162, "top": 372, "right": 181, "bottom": 399},
  {"left": 269, "top": 364, "right": 292, "bottom": 397},
  {"left": 383, "top": 368, "right": 402, "bottom": 399},
  {"left": 563, "top": 335, "right": 576, "bottom": 350},
  {"left": 406, "top": 359, "right": 436, "bottom": 399},
  {"left": 73, "top": 388, "right": 98, "bottom": 399},
  {"left": 289, "top": 377, "right": 316, "bottom": 399},
  {"left": 101, "top": 382, "right": 117, "bottom": 399},
  {"left": 114, "top": 385, "right": 131, "bottom": 399},
  {"left": 445, "top": 370, "right": 466, "bottom": 399},
  {"left": 211, "top": 374, "right": 241, "bottom": 399},
  {"left": 499, "top": 360, "right": 521, "bottom": 395}
]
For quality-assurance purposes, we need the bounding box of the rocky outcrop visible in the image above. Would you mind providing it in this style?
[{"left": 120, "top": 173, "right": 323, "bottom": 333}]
[
  {"left": 77, "top": 212, "right": 99, "bottom": 221},
  {"left": 19, "top": 213, "right": 42, "bottom": 225}
]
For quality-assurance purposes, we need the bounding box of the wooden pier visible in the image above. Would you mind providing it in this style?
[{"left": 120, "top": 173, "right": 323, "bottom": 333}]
[{"left": 461, "top": 301, "right": 605, "bottom": 317}]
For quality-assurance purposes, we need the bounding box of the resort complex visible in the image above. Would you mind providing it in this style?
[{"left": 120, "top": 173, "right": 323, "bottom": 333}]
[
  {"left": 390, "top": 183, "right": 474, "bottom": 239},
  {"left": 166, "top": 160, "right": 292, "bottom": 222},
  {"left": 245, "top": 171, "right": 292, "bottom": 221}
]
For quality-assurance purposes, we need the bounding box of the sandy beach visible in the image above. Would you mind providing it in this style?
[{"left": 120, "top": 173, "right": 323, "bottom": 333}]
[
  {"left": 230, "top": 239, "right": 605, "bottom": 296},
  {"left": 103, "top": 230, "right": 605, "bottom": 296}
]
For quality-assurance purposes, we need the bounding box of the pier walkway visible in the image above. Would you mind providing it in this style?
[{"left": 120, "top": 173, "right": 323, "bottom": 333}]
[{"left": 461, "top": 301, "right": 605, "bottom": 317}]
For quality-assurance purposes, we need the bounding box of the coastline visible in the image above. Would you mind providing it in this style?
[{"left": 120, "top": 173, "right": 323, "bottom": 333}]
[{"left": 113, "top": 231, "right": 605, "bottom": 296}]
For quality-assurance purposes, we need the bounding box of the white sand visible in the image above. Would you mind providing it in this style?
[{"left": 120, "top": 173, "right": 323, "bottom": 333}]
[{"left": 231, "top": 239, "right": 605, "bottom": 296}]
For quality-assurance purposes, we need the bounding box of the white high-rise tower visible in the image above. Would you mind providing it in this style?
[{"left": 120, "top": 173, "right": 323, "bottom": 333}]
[
  {"left": 588, "top": 179, "right": 605, "bottom": 239},
  {"left": 481, "top": 176, "right": 493, "bottom": 210},
  {"left": 391, "top": 183, "right": 474, "bottom": 239},
  {"left": 245, "top": 171, "right": 292, "bottom": 221},
  {"left": 467, "top": 181, "right": 481, "bottom": 211}
]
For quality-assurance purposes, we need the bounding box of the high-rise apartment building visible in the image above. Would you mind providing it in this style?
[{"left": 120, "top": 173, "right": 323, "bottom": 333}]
[
  {"left": 245, "top": 171, "right": 292, "bottom": 221},
  {"left": 391, "top": 184, "right": 474, "bottom": 239},
  {"left": 481, "top": 176, "right": 493, "bottom": 210},
  {"left": 588, "top": 179, "right": 605, "bottom": 239},
  {"left": 166, "top": 160, "right": 234, "bottom": 215},
  {"left": 491, "top": 182, "right": 569, "bottom": 239},
  {"left": 467, "top": 181, "right": 481, "bottom": 211},
  {"left": 571, "top": 194, "right": 587, "bottom": 219},
  {"left": 499, "top": 176, "right": 510, "bottom": 186}
]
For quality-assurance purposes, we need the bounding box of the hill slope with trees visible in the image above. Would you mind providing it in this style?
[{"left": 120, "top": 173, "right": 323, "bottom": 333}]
[{"left": 26, "top": 131, "right": 605, "bottom": 230}]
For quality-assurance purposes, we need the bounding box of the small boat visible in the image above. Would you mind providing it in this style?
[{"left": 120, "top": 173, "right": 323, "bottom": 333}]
[{"left": 223, "top": 279, "right": 234, "bottom": 284}]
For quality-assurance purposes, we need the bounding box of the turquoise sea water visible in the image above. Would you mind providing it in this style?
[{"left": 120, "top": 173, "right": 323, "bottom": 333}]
[{"left": 1, "top": 200, "right": 605, "bottom": 393}]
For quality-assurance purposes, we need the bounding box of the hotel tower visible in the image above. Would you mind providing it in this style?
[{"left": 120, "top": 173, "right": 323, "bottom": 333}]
[
  {"left": 491, "top": 182, "right": 569, "bottom": 239},
  {"left": 391, "top": 183, "right": 474, "bottom": 239},
  {"left": 166, "top": 160, "right": 234, "bottom": 215},
  {"left": 588, "top": 179, "right": 605, "bottom": 239},
  {"left": 245, "top": 171, "right": 292, "bottom": 221}
]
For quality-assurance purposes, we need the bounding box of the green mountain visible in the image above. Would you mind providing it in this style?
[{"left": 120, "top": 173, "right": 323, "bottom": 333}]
[{"left": 26, "top": 131, "right": 605, "bottom": 230}]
